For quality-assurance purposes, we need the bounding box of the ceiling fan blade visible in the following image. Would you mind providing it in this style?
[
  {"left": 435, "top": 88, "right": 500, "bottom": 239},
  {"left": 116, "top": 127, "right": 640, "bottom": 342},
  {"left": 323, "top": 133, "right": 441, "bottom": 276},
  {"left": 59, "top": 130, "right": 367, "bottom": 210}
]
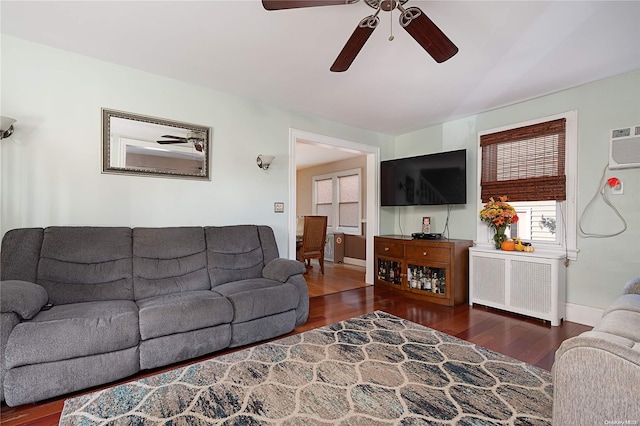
[
  {"left": 399, "top": 6, "right": 458, "bottom": 63},
  {"left": 160, "top": 135, "right": 185, "bottom": 139},
  {"left": 262, "top": 0, "right": 357, "bottom": 11},
  {"left": 157, "top": 140, "right": 187, "bottom": 144},
  {"left": 330, "top": 15, "right": 379, "bottom": 72}
]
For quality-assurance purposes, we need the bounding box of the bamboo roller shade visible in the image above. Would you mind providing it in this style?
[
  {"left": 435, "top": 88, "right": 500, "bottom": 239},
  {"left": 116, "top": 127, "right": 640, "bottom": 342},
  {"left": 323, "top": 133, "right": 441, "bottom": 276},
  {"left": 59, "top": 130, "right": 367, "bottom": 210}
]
[{"left": 480, "top": 118, "right": 566, "bottom": 202}]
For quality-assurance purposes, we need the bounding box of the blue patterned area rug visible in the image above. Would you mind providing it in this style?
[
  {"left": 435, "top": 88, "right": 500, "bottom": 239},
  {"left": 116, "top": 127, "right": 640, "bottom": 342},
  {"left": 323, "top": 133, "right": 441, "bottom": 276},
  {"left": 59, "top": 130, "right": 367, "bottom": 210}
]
[{"left": 59, "top": 311, "right": 553, "bottom": 425}]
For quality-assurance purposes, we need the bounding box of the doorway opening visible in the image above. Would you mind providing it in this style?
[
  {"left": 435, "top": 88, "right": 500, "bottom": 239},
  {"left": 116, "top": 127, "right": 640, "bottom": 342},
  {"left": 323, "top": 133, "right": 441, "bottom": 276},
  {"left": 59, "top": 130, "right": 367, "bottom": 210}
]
[{"left": 288, "top": 129, "right": 379, "bottom": 286}]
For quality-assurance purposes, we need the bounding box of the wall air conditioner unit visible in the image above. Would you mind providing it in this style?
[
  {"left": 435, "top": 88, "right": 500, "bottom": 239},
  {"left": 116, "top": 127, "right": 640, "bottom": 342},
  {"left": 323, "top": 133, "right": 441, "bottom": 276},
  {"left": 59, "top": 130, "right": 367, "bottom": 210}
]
[{"left": 609, "top": 125, "right": 640, "bottom": 169}]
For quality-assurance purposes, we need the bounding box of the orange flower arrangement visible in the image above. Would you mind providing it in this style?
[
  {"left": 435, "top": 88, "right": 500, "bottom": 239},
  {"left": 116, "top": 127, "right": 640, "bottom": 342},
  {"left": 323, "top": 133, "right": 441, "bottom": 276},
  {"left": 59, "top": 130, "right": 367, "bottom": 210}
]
[
  {"left": 479, "top": 196, "right": 519, "bottom": 228},
  {"left": 479, "top": 196, "right": 519, "bottom": 249}
]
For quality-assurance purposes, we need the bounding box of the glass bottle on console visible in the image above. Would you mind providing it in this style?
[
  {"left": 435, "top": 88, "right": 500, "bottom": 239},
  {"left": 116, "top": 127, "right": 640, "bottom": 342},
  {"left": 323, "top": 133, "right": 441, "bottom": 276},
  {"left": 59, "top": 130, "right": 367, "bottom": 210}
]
[
  {"left": 439, "top": 273, "right": 446, "bottom": 294},
  {"left": 425, "top": 269, "right": 432, "bottom": 291}
]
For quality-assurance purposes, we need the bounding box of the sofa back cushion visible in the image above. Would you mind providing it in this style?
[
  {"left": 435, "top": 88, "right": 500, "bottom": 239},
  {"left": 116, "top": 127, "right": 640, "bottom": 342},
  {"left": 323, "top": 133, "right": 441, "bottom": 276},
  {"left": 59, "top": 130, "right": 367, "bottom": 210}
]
[
  {"left": 205, "top": 225, "right": 279, "bottom": 287},
  {"left": 37, "top": 227, "right": 134, "bottom": 305},
  {"left": 133, "top": 227, "right": 210, "bottom": 300}
]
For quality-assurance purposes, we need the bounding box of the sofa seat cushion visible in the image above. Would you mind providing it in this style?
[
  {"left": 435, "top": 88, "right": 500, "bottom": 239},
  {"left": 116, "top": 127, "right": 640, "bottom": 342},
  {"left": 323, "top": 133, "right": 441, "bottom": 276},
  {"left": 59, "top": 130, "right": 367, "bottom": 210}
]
[
  {"left": 594, "top": 309, "right": 640, "bottom": 342},
  {"left": 5, "top": 300, "right": 139, "bottom": 369},
  {"left": 213, "top": 278, "right": 300, "bottom": 323},
  {"left": 577, "top": 331, "right": 640, "bottom": 350},
  {"left": 136, "top": 290, "right": 233, "bottom": 340}
]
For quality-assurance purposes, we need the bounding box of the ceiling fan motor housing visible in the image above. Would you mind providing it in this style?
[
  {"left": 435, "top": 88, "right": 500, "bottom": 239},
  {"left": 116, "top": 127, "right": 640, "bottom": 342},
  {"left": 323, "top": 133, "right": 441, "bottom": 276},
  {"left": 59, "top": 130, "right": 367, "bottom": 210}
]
[{"left": 365, "top": 0, "right": 408, "bottom": 10}]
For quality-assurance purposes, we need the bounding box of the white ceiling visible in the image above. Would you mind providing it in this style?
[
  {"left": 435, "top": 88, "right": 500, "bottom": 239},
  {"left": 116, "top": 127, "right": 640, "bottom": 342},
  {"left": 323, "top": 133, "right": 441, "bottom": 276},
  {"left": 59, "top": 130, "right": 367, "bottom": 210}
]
[
  {"left": 296, "top": 138, "right": 364, "bottom": 169},
  {"left": 2, "top": 1, "right": 639, "bottom": 145}
]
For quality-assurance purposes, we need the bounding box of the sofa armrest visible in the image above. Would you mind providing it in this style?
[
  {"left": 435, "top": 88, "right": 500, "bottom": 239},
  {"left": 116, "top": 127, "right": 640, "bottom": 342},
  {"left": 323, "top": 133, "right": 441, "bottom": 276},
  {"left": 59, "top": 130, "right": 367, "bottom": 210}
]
[
  {"left": 262, "top": 258, "right": 306, "bottom": 283},
  {"left": 0, "top": 280, "right": 49, "bottom": 320},
  {"left": 623, "top": 277, "right": 640, "bottom": 295},
  {"left": 552, "top": 332, "right": 640, "bottom": 424}
]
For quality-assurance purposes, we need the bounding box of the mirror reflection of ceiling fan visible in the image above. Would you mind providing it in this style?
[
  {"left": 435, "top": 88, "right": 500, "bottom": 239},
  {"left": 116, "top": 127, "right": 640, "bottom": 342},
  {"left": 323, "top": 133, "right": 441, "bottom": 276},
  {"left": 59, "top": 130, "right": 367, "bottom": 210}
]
[
  {"left": 157, "top": 131, "right": 205, "bottom": 152},
  {"left": 262, "top": 0, "right": 458, "bottom": 72}
]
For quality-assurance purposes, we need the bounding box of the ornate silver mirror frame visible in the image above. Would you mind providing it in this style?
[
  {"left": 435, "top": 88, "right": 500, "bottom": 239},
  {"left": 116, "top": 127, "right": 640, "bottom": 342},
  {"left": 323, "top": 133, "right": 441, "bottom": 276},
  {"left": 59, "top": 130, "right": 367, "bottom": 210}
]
[{"left": 102, "top": 108, "right": 211, "bottom": 180}]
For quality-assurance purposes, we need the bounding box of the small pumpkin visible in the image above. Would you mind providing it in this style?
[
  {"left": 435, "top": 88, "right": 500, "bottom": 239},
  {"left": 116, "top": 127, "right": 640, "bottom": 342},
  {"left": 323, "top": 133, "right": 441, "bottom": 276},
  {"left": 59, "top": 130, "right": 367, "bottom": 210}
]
[
  {"left": 501, "top": 240, "right": 515, "bottom": 251},
  {"left": 524, "top": 245, "right": 535, "bottom": 253},
  {"left": 514, "top": 238, "right": 525, "bottom": 251}
]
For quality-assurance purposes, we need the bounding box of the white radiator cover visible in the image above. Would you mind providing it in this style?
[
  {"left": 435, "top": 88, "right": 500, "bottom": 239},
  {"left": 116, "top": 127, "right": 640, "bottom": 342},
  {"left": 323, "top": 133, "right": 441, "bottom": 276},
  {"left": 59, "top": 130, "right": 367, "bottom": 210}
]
[{"left": 469, "top": 247, "right": 566, "bottom": 326}]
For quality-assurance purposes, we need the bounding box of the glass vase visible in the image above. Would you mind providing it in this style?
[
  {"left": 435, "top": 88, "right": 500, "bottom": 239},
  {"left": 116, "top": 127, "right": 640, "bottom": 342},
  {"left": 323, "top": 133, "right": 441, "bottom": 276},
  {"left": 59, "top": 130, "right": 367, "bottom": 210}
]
[{"left": 493, "top": 226, "right": 508, "bottom": 249}]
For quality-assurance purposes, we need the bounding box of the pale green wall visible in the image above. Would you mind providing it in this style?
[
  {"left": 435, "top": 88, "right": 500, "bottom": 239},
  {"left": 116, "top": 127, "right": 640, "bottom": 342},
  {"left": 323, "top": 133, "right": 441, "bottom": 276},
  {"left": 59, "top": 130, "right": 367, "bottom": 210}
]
[
  {"left": 0, "top": 36, "right": 394, "bottom": 256},
  {"left": 389, "top": 70, "right": 640, "bottom": 309},
  {"left": 2, "top": 35, "right": 638, "bottom": 310}
]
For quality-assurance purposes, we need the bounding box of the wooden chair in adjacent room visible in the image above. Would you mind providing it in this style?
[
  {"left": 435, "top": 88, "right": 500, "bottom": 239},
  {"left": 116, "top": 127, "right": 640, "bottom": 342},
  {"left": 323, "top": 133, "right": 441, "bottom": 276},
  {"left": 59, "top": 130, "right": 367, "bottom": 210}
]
[{"left": 296, "top": 215, "right": 328, "bottom": 274}]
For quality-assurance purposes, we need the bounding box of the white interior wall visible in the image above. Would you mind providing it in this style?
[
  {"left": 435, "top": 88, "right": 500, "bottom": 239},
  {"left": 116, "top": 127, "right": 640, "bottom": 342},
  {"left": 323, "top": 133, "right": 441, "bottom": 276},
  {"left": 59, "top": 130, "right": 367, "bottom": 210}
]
[
  {"left": 0, "top": 36, "right": 393, "bottom": 257},
  {"left": 2, "top": 36, "right": 638, "bottom": 312},
  {"left": 391, "top": 70, "right": 640, "bottom": 310}
]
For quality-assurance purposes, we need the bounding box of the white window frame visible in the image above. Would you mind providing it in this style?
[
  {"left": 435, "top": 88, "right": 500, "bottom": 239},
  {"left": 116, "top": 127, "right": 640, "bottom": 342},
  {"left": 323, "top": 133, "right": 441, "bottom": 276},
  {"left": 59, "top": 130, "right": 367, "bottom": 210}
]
[
  {"left": 512, "top": 206, "right": 533, "bottom": 240},
  {"left": 312, "top": 168, "right": 362, "bottom": 236},
  {"left": 476, "top": 111, "right": 578, "bottom": 260}
]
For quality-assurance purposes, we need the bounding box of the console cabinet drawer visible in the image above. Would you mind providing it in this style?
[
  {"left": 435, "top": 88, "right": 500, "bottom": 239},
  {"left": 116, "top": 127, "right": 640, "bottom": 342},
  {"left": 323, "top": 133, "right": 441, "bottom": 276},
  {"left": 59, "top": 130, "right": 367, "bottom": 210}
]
[
  {"left": 375, "top": 241, "right": 404, "bottom": 258},
  {"left": 405, "top": 246, "right": 450, "bottom": 263}
]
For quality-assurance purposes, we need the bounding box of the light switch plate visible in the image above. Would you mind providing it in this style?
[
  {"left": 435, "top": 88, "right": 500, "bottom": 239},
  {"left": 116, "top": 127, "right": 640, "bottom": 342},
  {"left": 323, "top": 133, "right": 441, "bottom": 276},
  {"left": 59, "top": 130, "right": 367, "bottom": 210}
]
[{"left": 274, "top": 202, "right": 284, "bottom": 213}]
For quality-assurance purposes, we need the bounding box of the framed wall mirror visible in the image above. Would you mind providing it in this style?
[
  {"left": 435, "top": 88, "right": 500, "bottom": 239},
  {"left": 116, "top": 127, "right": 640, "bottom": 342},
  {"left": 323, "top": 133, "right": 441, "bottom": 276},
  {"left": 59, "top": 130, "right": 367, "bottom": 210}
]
[{"left": 102, "top": 108, "right": 211, "bottom": 180}]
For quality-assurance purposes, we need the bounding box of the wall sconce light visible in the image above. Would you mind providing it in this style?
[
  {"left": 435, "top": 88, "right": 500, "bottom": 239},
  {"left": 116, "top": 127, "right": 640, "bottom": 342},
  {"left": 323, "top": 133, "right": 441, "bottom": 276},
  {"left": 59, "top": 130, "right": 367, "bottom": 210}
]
[
  {"left": 0, "top": 116, "right": 16, "bottom": 139},
  {"left": 257, "top": 154, "right": 275, "bottom": 170}
]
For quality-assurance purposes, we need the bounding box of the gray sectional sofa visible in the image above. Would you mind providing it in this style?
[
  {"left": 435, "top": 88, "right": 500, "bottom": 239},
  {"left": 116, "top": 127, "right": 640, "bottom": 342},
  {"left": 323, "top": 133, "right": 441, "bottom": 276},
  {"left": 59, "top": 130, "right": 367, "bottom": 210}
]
[
  {"left": 552, "top": 277, "right": 640, "bottom": 424},
  {"left": 0, "top": 225, "right": 309, "bottom": 406}
]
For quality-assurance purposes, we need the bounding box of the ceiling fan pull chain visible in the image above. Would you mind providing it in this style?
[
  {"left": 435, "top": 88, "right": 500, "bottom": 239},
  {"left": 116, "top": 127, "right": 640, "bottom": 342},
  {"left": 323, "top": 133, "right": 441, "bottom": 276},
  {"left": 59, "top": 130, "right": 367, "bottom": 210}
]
[{"left": 389, "top": 6, "right": 394, "bottom": 41}]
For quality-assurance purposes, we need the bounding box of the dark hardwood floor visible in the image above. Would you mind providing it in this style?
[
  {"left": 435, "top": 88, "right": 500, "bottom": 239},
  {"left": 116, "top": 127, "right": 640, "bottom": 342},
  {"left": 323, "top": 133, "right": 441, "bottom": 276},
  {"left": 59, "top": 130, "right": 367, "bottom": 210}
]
[
  {"left": 0, "top": 262, "right": 591, "bottom": 426},
  {"left": 304, "top": 261, "right": 369, "bottom": 297}
]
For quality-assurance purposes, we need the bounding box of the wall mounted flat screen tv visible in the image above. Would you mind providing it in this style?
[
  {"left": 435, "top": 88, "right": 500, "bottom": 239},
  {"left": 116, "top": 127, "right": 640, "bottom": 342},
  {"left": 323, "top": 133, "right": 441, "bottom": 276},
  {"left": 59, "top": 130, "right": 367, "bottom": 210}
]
[{"left": 381, "top": 149, "right": 467, "bottom": 206}]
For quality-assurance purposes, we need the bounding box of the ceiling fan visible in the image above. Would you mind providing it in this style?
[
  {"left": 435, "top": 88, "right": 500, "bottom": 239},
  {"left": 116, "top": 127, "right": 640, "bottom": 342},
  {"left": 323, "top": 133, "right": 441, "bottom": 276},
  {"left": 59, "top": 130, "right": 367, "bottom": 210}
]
[
  {"left": 157, "top": 131, "right": 205, "bottom": 152},
  {"left": 262, "top": 0, "right": 458, "bottom": 72}
]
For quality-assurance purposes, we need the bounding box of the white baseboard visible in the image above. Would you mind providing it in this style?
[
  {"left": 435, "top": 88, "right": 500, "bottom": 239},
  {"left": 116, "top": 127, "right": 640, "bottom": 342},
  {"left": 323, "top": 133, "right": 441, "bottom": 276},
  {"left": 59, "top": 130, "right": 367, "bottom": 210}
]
[
  {"left": 343, "top": 257, "right": 366, "bottom": 267},
  {"left": 564, "top": 303, "right": 603, "bottom": 327}
]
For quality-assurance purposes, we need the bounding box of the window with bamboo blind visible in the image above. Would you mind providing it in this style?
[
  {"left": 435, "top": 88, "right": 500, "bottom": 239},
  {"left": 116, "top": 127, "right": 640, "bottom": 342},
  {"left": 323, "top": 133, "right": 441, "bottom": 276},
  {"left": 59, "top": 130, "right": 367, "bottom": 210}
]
[
  {"left": 480, "top": 118, "right": 566, "bottom": 202},
  {"left": 477, "top": 114, "right": 579, "bottom": 247}
]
